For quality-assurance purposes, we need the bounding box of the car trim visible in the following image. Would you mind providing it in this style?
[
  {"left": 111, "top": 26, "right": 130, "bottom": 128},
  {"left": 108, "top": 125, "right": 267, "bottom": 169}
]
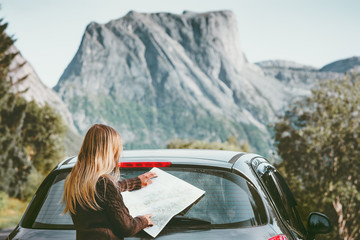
[
  {"left": 228, "top": 153, "right": 246, "bottom": 164},
  {"left": 57, "top": 156, "right": 76, "bottom": 168}
]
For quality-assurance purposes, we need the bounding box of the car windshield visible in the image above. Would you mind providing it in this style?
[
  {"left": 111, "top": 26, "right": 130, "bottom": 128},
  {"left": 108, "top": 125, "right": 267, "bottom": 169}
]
[{"left": 32, "top": 167, "right": 267, "bottom": 229}]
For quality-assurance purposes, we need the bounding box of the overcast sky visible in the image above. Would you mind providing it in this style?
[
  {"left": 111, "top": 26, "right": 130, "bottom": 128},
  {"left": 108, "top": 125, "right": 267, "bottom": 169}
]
[{"left": 2, "top": 0, "right": 360, "bottom": 87}]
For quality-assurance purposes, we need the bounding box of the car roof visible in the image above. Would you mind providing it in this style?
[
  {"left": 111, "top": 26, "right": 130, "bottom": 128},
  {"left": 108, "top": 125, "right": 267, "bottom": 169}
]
[
  {"left": 121, "top": 149, "right": 242, "bottom": 162},
  {"left": 57, "top": 149, "right": 263, "bottom": 172}
]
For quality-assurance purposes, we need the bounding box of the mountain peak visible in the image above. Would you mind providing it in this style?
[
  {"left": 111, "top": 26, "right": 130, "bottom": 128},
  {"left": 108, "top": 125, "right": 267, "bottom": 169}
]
[{"left": 54, "top": 11, "right": 273, "bottom": 154}]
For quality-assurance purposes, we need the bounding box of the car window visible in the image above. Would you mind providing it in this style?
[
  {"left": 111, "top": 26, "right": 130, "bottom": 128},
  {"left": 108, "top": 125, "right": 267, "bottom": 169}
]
[
  {"left": 33, "top": 172, "right": 73, "bottom": 228},
  {"left": 31, "top": 167, "right": 267, "bottom": 229},
  {"left": 271, "top": 171, "right": 306, "bottom": 234},
  {"left": 257, "top": 163, "right": 305, "bottom": 235},
  {"left": 122, "top": 168, "right": 267, "bottom": 227}
]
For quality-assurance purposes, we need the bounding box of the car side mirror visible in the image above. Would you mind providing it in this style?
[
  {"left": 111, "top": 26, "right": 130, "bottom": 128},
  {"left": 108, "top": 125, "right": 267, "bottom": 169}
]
[{"left": 306, "top": 212, "right": 332, "bottom": 240}]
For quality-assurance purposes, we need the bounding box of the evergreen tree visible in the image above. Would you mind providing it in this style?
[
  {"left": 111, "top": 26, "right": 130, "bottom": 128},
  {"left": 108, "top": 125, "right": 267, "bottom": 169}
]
[
  {"left": 0, "top": 17, "right": 68, "bottom": 200},
  {"left": 0, "top": 19, "right": 31, "bottom": 198},
  {"left": 274, "top": 75, "right": 360, "bottom": 240},
  {"left": 22, "top": 101, "right": 66, "bottom": 174}
]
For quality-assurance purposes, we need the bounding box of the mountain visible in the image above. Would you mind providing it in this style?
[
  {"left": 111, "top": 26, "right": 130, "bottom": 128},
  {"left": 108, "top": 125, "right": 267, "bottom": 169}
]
[
  {"left": 255, "top": 60, "right": 344, "bottom": 107},
  {"left": 320, "top": 56, "right": 360, "bottom": 73},
  {"left": 8, "top": 45, "right": 82, "bottom": 155},
  {"left": 54, "top": 10, "right": 282, "bottom": 156},
  {"left": 54, "top": 10, "right": 356, "bottom": 157}
]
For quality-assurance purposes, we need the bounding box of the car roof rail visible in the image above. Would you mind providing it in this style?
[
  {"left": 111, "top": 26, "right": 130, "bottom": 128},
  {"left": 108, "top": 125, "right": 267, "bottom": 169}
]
[{"left": 228, "top": 153, "right": 246, "bottom": 164}]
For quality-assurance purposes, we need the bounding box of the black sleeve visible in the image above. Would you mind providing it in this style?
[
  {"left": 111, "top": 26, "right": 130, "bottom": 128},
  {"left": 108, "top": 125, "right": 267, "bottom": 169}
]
[
  {"left": 101, "top": 179, "right": 148, "bottom": 237},
  {"left": 118, "top": 177, "right": 142, "bottom": 192}
]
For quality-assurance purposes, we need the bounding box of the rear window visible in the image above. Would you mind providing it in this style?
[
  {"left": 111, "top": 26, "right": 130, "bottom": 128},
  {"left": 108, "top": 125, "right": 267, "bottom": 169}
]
[{"left": 31, "top": 167, "right": 267, "bottom": 229}]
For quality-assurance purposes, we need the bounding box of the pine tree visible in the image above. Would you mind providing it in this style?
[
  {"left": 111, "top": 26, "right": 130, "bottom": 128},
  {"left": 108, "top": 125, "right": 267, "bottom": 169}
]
[
  {"left": 0, "top": 19, "right": 31, "bottom": 198},
  {"left": 22, "top": 101, "right": 66, "bottom": 175}
]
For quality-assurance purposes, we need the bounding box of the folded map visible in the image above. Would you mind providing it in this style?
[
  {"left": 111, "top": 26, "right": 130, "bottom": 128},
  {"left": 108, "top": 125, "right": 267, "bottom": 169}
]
[{"left": 122, "top": 167, "right": 205, "bottom": 238}]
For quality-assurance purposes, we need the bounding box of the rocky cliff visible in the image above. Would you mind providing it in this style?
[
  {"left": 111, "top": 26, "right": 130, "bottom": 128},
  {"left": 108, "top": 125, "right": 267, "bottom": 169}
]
[
  {"left": 8, "top": 45, "right": 77, "bottom": 132},
  {"left": 54, "top": 11, "right": 279, "bottom": 155},
  {"left": 54, "top": 10, "right": 359, "bottom": 157}
]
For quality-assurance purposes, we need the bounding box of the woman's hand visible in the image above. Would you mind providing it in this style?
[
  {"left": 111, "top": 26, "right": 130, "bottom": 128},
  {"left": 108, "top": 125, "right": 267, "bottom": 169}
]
[
  {"left": 138, "top": 171, "right": 157, "bottom": 188},
  {"left": 143, "top": 214, "right": 154, "bottom": 227}
]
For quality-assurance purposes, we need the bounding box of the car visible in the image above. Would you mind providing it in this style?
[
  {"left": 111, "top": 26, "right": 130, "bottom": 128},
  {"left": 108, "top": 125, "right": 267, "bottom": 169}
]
[{"left": 7, "top": 149, "right": 331, "bottom": 240}]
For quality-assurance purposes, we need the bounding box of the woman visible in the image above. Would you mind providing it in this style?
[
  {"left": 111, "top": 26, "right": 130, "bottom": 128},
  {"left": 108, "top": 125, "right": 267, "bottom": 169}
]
[{"left": 63, "top": 124, "right": 156, "bottom": 240}]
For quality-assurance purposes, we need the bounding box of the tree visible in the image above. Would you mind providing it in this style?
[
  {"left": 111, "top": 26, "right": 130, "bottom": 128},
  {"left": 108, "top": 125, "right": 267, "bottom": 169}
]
[
  {"left": 0, "top": 18, "right": 67, "bottom": 199},
  {"left": 22, "top": 101, "right": 66, "bottom": 174},
  {"left": 274, "top": 74, "right": 360, "bottom": 240},
  {"left": 0, "top": 19, "right": 31, "bottom": 198}
]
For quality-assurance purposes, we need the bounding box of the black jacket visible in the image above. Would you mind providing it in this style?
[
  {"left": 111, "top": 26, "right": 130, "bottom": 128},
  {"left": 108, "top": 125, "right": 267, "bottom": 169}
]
[{"left": 70, "top": 177, "right": 148, "bottom": 240}]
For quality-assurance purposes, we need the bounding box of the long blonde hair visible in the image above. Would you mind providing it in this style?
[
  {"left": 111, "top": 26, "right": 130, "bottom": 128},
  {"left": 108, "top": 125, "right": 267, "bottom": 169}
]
[{"left": 63, "top": 124, "right": 122, "bottom": 214}]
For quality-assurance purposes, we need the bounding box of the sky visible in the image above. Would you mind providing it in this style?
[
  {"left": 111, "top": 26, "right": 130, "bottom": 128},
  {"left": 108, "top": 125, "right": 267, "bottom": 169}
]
[{"left": 1, "top": 0, "right": 360, "bottom": 88}]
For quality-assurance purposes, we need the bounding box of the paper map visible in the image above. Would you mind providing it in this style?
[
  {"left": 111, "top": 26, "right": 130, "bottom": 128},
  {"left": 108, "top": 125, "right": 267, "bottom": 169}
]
[{"left": 121, "top": 167, "right": 205, "bottom": 238}]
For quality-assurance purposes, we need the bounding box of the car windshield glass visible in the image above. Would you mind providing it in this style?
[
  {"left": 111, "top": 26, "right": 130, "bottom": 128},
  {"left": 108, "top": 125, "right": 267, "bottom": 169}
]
[
  {"left": 33, "top": 172, "right": 73, "bottom": 228},
  {"left": 32, "top": 167, "right": 267, "bottom": 229}
]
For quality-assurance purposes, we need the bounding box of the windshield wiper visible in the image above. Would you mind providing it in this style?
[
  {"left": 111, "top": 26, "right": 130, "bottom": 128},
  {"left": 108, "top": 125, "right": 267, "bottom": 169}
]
[{"left": 169, "top": 215, "right": 211, "bottom": 225}]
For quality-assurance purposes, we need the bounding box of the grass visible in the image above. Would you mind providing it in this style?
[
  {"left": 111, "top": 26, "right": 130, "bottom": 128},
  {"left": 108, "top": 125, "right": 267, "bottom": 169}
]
[{"left": 0, "top": 198, "right": 29, "bottom": 230}]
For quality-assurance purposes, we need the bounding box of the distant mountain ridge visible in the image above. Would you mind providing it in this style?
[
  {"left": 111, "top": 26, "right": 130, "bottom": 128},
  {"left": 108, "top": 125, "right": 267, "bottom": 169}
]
[
  {"left": 320, "top": 56, "right": 360, "bottom": 73},
  {"left": 255, "top": 59, "right": 344, "bottom": 88}
]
